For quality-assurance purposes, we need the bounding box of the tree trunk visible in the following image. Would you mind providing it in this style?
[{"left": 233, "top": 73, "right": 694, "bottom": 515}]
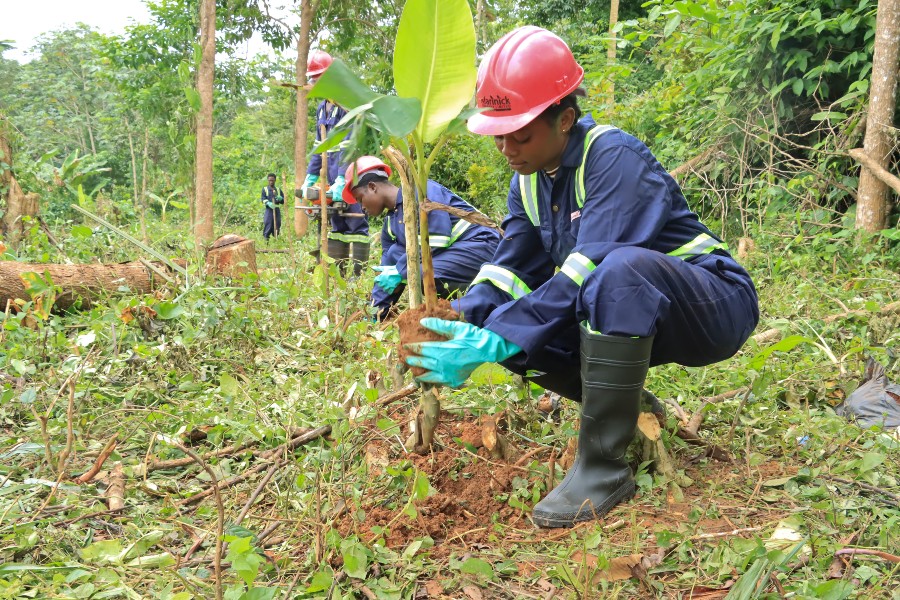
[
  {"left": 606, "top": 0, "right": 620, "bottom": 107},
  {"left": 127, "top": 124, "right": 139, "bottom": 211},
  {"left": 856, "top": 0, "right": 900, "bottom": 232},
  {"left": 205, "top": 234, "right": 258, "bottom": 278},
  {"left": 140, "top": 129, "right": 150, "bottom": 244},
  {"left": 0, "top": 260, "right": 181, "bottom": 312},
  {"left": 194, "top": 0, "right": 216, "bottom": 244},
  {"left": 0, "top": 127, "right": 40, "bottom": 247},
  {"left": 293, "top": 0, "right": 314, "bottom": 237}
]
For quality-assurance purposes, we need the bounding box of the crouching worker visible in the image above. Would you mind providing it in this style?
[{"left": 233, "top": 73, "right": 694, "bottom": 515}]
[
  {"left": 402, "top": 27, "right": 759, "bottom": 528},
  {"left": 343, "top": 156, "right": 500, "bottom": 321}
]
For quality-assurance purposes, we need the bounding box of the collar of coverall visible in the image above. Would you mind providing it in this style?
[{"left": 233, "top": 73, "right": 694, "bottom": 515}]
[{"left": 558, "top": 115, "right": 598, "bottom": 170}]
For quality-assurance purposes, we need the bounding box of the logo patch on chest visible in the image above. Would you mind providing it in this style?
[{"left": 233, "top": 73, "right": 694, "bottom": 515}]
[{"left": 570, "top": 210, "right": 581, "bottom": 222}]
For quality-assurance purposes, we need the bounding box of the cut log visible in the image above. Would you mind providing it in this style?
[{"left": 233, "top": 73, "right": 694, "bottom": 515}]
[
  {"left": 205, "top": 234, "right": 258, "bottom": 278},
  {"left": 0, "top": 260, "right": 182, "bottom": 312}
]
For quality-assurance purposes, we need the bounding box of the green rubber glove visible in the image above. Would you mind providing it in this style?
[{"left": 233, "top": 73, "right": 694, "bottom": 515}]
[
  {"left": 265, "top": 201, "right": 275, "bottom": 209},
  {"left": 303, "top": 174, "right": 319, "bottom": 189},
  {"left": 331, "top": 175, "right": 346, "bottom": 202},
  {"left": 404, "top": 318, "right": 522, "bottom": 388},
  {"left": 373, "top": 265, "right": 403, "bottom": 293}
]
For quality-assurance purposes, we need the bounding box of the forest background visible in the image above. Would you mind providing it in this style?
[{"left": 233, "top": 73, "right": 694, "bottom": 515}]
[{"left": 0, "top": 0, "right": 899, "bottom": 598}]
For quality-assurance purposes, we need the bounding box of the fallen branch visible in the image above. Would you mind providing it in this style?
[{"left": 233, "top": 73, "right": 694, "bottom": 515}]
[
  {"left": 172, "top": 442, "right": 224, "bottom": 600},
  {"left": 827, "top": 531, "right": 860, "bottom": 579},
  {"left": 422, "top": 199, "right": 503, "bottom": 234},
  {"left": 834, "top": 548, "right": 900, "bottom": 564},
  {"left": 178, "top": 426, "right": 331, "bottom": 507},
  {"left": 824, "top": 475, "right": 900, "bottom": 507},
  {"left": 106, "top": 462, "right": 125, "bottom": 511},
  {"left": 234, "top": 459, "right": 285, "bottom": 526},
  {"left": 823, "top": 300, "right": 900, "bottom": 324},
  {"left": 848, "top": 148, "right": 900, "bottom": 196},
  {"left": 669, "top": 144, "right": 722, "bottom": 179},
  {"left": 149, "top": 439, "right": 260, "bottom": 471},
  {"left": 374, "top": 383, "right": 418, "bottom": 408},
  {"left": 75, "top": 434, "right": 119, "bottom": 484},
  {"left": 691, "top": 526, "right": 763, "bottom": 540}
]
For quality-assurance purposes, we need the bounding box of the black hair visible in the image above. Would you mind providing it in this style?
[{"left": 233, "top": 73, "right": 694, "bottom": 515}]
[
  {"left": 538, "top": 93, "right": 582, "bottom": 126},
  {"left": 267, "top": 173, "right": 277, "bottom": 179},
  {"left": 352, "top": 172, "right": 389, "bottom": 190}
]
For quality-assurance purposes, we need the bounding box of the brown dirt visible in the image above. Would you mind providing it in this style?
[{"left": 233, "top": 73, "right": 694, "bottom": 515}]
[
  {"left": 336, "top": 412, "right": 533, "bottom": 555},
  {"left": 396, "top": 299, "right": 459, "bottom": 376},
  {"left": 334, "top": 411, "right": 789, "bottom": 561}
]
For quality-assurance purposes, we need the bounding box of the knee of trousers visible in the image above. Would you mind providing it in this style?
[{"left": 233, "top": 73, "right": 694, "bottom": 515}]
[{"left": 577, "top": 247, "right": 670, "bottom": 337}]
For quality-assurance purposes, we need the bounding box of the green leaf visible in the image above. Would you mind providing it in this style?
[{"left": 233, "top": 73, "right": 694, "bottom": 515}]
[
  {"left": 810, "top": 111, "right": 847, "bottom": 122},
  {"left": 341, "top": 543, "right": 369, "bottom": 579},
  {"left": 306, "top": 569, "right": 333, "bottom": 592},
  {"left": 155, "top": 302, "right": 183, "bottom": 320},
  {"left": 125, "top": 552, "right": 175, "bottom": 568},
  {"left": 811, "top": 580, "right": 853, "bottom": 600},
  {"left": 791, "top": 79, "right": 803, "bottom": 96},
  {"left": 121, "top": 531, "right": 165, "bottom": 561},
  {"left": 184, "top": 87, "right": 201, "bottom": 111},
  {"left": 219, "top": 373, "right": 239, "bottom": 397},
  {"left": 71, "top": 225, "right": 93, "bottom": 239},
  {"left": 459, "top": 557, "right": 494, "bottom": 580},
  {"left": 394, "top": 0, "right": 476, "bottom": 143},
  {"left": 239, "top": 588, "right": 277, "bottom": 600},
  {"left": 413, "top": 470, "right": 432, "bottom": 500},
  {"left": 663, "top": 14, "right": 682, "bottom": 37},
  {"left": 309, "top": 59, "right": 377, "bottom": 110},
  {"left": 858, "top": 452, "right": 885, "bottom": 473},
  {"left": 80, "top": 540, "right": 124, "bottom": 564},
  {"left": 369, "top": 95, "right": 421, "bottom": 138}
]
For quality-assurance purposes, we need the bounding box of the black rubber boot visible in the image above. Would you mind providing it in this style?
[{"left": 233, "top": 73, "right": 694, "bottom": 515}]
[
  {"left": 531, "top": 325, "right": 653, "bottom": 528},
  {"left": 327, "top": 239, "right": 351, "bottom": 275},
  {"left": 349, "top": 242, "right": 370, "bottom": 278}
]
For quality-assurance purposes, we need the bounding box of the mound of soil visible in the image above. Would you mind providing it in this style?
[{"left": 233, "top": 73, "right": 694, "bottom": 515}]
[
  {"left": 396, "top": 299, "right": 459, "bottom": 377},
  {"left": 336, "top": 415, "right": 534, "bottom": 554}
]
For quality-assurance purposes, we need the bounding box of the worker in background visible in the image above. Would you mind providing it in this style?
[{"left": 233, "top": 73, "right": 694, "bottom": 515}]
[
  {"left": 301, "top": 50, "right": 369, "bottom": 276},
  {"left": 404, "top": 27, "right": 759, "bottom": 528},
  {"left": 261, "top": 172, "right": 284, "bottom": 242},
  {"left": 344, "top": 156, "right": 500, "bottom": 321}
]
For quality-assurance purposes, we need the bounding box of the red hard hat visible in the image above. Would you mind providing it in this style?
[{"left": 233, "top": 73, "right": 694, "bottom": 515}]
[
  {"left": 306, "top": 50, "right": 333, "bottom": 78},
  {"left": 467, "top": 26, "right": 584, "bottom": 136},
  {"left": 343, "top": 156, "right": 392, "bottom": 204}
]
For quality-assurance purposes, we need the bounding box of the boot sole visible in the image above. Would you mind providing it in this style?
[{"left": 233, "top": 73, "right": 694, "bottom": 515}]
[{"left": 531, "top": 480, "right": 636, "bottom": 529}]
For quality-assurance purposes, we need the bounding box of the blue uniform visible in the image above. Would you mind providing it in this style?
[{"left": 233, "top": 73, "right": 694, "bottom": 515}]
[
  {"left": 373, "top": 180, "right": 500, "bottom": 319},
  {"left": 307, "top": 100, "right": 368, "bottom": 243},
  {"left": 455, "top": 117, "right": 759, "bottom": 399},
  {"left": 261, "top": 185, "right": 284, "bottom": 240}
]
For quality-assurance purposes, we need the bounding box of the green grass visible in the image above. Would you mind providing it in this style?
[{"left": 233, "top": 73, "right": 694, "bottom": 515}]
[{"left": 0, "top": 212, "right": 898, "bottom": 599}]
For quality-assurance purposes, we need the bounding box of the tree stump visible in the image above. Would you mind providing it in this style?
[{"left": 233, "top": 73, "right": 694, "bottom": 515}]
[{"left": 205, "top": 234, "right": 258, "bottom": 278}]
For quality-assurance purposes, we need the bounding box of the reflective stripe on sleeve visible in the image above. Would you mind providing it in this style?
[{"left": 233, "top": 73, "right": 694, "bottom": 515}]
[
  {"left": 667, "top": 233, "right": 728, "bottom": 259},
  {"left": 469, "top": 265, "right": 532, "bottom": 300},
  {"left": 449, "top": 219, "right": 471, "bottom": 243},
  {"left": 429, "top": 235, "right": 451, "bottom": 248},
  {"left": 560, "top": 252, "right": 597, "bottom": 286}
]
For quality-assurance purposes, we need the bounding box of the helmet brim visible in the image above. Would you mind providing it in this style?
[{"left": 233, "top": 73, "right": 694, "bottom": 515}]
[{"left": 467, "top": 101, "right": 553, "bottom": 136}]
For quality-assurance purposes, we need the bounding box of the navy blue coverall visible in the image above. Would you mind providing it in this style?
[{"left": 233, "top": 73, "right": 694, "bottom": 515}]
[
  {"left": 261, "top": 185, "right": 284, "bottom": 240},
  {"left": 307, "top": 100, "right": 368, "bottom": 244},
  {"left": 373, "top": 180, "right": 500, "bottom": 320},
  {"left": 455, "top": 117, "right": 759, "bottom": 400}
]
